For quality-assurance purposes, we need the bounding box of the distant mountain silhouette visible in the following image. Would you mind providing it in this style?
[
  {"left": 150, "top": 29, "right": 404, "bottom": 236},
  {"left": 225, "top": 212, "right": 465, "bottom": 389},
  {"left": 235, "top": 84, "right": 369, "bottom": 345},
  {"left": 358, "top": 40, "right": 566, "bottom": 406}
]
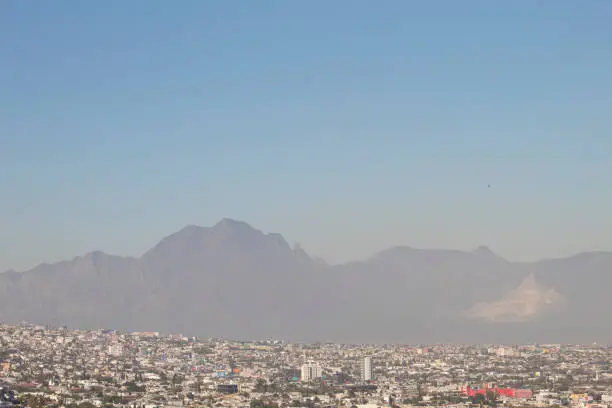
[{"left": 0, "top": 219, "right": 610, "bottom": 343}]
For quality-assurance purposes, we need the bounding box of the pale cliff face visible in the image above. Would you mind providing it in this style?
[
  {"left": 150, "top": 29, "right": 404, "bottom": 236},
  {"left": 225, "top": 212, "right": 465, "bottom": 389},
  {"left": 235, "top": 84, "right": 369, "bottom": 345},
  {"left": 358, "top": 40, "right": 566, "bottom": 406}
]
[{"left": 466, "top": 273, "right": 565, "bottom": 323}]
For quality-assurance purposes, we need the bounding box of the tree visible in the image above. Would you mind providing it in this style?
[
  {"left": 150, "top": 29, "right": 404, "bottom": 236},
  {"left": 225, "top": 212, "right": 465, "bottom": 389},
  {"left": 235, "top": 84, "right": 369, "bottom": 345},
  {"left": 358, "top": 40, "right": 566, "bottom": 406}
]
[
  {"left": 251, "top": 399, "right": 278, "bottom": 408},
  {"left": 22, "top": 394, "right": 53, "bottom": 408},
  {"left": 471, "top": 394, "right": 486, "bottom": 406}
]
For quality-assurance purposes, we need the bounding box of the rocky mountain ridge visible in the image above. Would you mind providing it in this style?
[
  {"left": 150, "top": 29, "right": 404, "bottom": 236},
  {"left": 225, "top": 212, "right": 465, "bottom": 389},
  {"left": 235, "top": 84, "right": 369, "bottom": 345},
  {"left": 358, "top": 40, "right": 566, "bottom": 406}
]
[{"left": 1, "top": 219, "right": 610, "bottom": 343}]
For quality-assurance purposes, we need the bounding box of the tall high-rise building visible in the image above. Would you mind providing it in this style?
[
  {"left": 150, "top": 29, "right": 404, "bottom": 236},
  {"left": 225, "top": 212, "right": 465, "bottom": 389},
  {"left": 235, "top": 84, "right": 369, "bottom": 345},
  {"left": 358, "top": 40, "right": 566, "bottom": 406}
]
[
  {"left": 361, "top": 356, "right": 373, "bottom": 383},
  {"left": 301, "top": 361, "right": 322, "bottom": 381}
]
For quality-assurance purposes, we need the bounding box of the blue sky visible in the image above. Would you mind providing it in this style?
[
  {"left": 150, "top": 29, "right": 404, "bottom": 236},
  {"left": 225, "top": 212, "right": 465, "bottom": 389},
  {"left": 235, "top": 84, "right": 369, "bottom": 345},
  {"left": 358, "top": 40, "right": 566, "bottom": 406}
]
[{"left": 1, "top": 0, "right": 612, "bottom": 271}]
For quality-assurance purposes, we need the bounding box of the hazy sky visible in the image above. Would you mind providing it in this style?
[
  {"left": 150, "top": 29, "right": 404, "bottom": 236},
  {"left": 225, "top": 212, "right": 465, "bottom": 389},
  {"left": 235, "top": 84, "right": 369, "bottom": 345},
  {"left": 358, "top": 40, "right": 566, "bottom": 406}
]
[{"left": 2, "top": 1, "right": 612, "bottom": 272}]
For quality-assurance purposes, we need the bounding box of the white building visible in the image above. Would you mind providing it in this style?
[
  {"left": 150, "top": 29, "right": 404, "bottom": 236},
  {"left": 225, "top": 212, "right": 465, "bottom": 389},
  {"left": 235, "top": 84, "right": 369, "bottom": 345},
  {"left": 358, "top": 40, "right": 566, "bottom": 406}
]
[
  {"left": 496, "top": 347, "right": 516, "bottom": 357},
  {"left": 108, "top": 343, "right": 124, "bottom": 357},
  {"left": 361, "top": 356, "right": 373, "bottom": 382},
  {"left": 301, "top": 361, "right": 322, "bottom": 381}
]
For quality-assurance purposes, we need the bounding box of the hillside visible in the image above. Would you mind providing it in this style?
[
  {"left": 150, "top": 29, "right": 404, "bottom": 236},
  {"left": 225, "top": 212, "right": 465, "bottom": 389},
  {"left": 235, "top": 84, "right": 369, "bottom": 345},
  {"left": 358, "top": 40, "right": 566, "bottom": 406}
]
[{"left": 0, "top": 219, "right": 610, "bottom": 343}]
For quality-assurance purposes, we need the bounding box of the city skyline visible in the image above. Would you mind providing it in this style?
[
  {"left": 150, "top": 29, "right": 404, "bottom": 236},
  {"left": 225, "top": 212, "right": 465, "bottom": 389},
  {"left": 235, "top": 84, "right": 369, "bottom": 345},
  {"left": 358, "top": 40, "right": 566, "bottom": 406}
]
[{"left": 1, "top": 322, "right": 609, "bottom": 408}]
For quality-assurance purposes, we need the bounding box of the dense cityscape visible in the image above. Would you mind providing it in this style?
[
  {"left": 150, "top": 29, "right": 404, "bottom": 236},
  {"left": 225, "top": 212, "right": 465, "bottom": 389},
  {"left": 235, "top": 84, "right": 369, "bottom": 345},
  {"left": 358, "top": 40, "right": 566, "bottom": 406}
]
[{"left": 0, "top": 324, "right": 609, "bottom": 408}]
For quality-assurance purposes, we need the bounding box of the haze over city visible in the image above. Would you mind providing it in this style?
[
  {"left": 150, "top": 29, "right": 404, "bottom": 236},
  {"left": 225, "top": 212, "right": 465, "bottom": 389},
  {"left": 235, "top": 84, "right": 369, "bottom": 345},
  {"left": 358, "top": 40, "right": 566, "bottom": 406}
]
[
  {"left": 2, "top": 1, "right": 612, "bottom": 273},
  {"left": 0, "top": 3, "right": 611, "bottom": 408}
]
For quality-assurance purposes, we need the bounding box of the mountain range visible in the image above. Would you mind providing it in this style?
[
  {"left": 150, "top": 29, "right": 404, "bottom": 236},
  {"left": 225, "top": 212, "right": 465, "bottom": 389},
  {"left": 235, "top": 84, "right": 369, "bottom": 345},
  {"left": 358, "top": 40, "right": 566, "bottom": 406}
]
[{"left": 1, "top": 218, "right": 610, "bottom": 343}]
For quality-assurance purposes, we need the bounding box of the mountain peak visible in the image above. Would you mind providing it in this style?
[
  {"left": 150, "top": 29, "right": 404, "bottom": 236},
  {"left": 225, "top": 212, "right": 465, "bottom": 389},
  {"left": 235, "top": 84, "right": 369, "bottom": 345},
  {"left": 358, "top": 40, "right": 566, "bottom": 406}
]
[
  {"left": 213, "top": 218, "right": 257, "bottom": 233},
  {"left": 84, "top": 250, "right": 106, "bottom": 260},
  {"left": 472, "top": 245, "right": 498, "bottom": 258},
  {"left": 209, "top": 219, "right": 268, "bottom": 246}
]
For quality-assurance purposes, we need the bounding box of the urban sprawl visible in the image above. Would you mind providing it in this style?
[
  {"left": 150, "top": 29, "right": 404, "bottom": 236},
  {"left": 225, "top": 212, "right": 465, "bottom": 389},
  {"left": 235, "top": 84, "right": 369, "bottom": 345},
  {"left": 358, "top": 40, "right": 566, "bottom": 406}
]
[{"left": 0, "top": 324, "right": 610, "bottom": 408}]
